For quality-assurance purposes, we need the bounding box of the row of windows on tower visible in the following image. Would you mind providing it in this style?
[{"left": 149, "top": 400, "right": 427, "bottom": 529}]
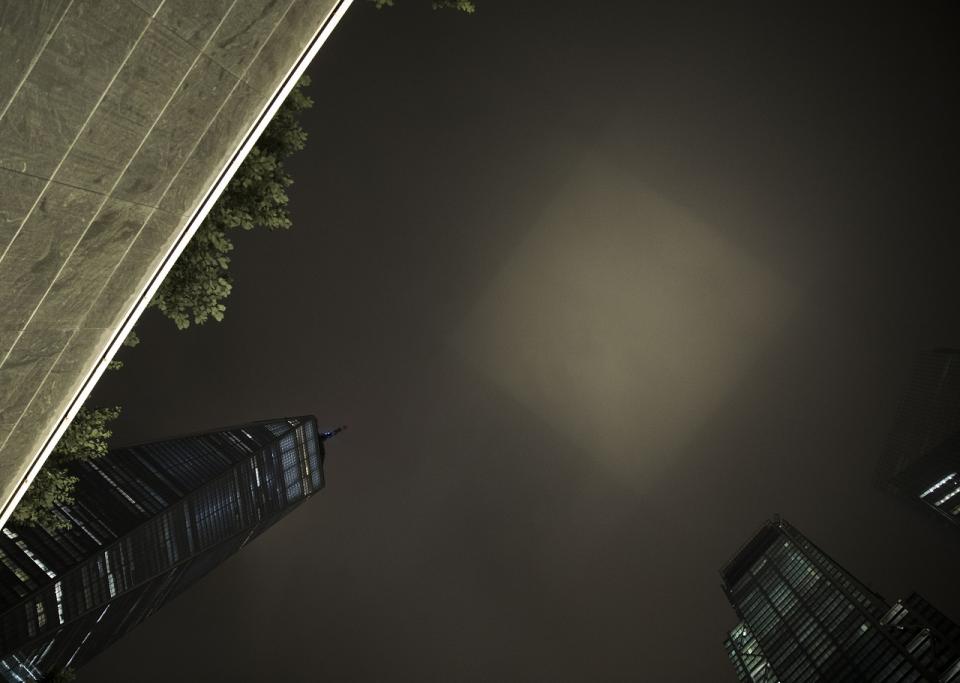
[
  {"left": 723, "top": 519, "right": 960, "bottom": 682},
  {"left": 0, "top": 417, "right": 329, "bottom": 681},
  {"left": 920, "top": 472, "right": 960, "bottom": 514}
]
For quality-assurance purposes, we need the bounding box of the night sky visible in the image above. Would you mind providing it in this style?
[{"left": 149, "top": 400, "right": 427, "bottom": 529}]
[{"left": 80, "top": 3, "right": 960, "bottom": 681}]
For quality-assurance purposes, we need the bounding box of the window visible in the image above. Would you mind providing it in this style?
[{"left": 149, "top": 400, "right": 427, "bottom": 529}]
[
  {"left": 3, "top": 529, "right": 56, "bottom": 579},
  {"left": 919, "top": 472, "right": 957, "bottom": 498},
  {"left": 933, "top": 484, "right": 960, "bottom": 507}
]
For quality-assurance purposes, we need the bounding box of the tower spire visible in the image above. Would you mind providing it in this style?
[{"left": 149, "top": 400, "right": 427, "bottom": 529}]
[{"left": 320, "top": 425, "right": 348, "bottom": 441}]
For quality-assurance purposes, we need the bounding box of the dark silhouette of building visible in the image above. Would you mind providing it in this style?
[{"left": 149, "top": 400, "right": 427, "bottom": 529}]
[
  {"left": 878, "top": 349, "right": 960, "bottom": 529},
  {"left": 0, "top": 416, "right": 340, "bottom": 682},
  {"left": 722, "top": 516, "right": 960, "bottom": 682}
]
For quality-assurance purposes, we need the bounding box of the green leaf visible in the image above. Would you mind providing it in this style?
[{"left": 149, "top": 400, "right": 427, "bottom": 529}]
[
  {"left": 10, "top": 406, "right": 122, "bottom": 530},
  {"left": 150, "top": 76, "right": 313, "bottom": 329}
]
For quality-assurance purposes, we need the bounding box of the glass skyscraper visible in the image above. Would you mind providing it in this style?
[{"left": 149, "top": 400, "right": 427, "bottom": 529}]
[
  {"left": 0, "top": 416, "right": 337, "bottom": 682},
  {"left": 877, "top": 349, "right": 960, "bottom": 528},
  {"left": 721, "top": 516, "right": 960, "bottom": 682}
]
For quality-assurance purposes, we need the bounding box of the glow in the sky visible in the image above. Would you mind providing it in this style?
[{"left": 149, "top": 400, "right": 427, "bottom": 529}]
[{"left": 452, "top": 156, "right": 797, "bottom": 485}]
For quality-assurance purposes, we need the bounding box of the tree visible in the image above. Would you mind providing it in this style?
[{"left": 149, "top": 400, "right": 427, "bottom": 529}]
[
  {"left": 45, "top": 668, "right": 76, "bottom": 683},
  {"left": 11, "top": 407, "right": 121, "bottom": 531},
  {"left": 48, "top": 406, "right": 121, "bottom": 463},
  {"left": 151, "top": 0, "right": 473, "bottom": 332},
  {"left": 105, "top": 330, "right": 139, "bottom": 371},
  {"left": 432, "top": 0, "right": 476, "bottom": 10},
  {"left": 10, "top": 468, "right": 77, "bottom": 531},
  {"left": 149, "top": 76, "right": 314, "bottom": 330},
  {"left": 372, "top": 0, "right": 476, "bottom": 10}
]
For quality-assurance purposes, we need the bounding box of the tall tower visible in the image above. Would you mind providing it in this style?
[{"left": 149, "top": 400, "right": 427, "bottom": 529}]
[
  {"left": 878, "top": 349, "right": 960, "bottom": 528},
  {"left": 0, "top": 416, "right": 339, "bottom": 681},
  {"left": 721, "top": 517, "right": 960, "bottom": 682}
]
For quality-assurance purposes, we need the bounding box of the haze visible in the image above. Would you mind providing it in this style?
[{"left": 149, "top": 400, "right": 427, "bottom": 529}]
[{"left": 83, "top": 3, "right": 960, "bottom": 681}]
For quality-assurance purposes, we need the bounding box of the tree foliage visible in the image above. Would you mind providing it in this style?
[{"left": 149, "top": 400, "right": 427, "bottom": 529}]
[
  {"left": 123, "top": 329, "right": 140, "bottom": 348},
  {"left": 107, "top": 330, "right": 140, "bottom": 371},
  {"left": 431, "top": 0, "right": 476, "bottom": 10},
  {"left": 45, "top": 668, "right": 77, "bottom": 683},
  {"left": 11, "top": 407, "right": 121, "bottom": 531},
  {"left": 48, "top": 406, "right": 121, "bottom": 464},
  {"left": 10, "top": 469, "right": 78, "bottom": 531},
  {"left": 151, "top": 3, "right": 474, "bottom": 331},
  {"left": 372, "top": 0, "right": 476, "bottom": 10},
  {"left": 150, "top": 77, "right": 314, "bottom": 330}
]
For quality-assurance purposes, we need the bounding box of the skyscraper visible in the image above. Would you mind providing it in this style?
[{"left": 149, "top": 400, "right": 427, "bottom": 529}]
[
  {"left": 878, "top": 349, "right": 960, "bottom": 529},
  {"left": 0, "top": 416, "right": 338, "bottom": 682},
  {"left": 721, "top": 516, "right": 960, "bottom": 682}
]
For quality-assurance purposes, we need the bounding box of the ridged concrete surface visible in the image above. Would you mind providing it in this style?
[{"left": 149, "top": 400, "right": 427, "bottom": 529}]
[{"left": 0, "top": 0, "right": 342, "bottom": 523}]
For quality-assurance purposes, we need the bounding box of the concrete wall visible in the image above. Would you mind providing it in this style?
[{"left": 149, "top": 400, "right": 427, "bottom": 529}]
[{"left": 0, "top": 0, "right": 348, "bottom": 526}]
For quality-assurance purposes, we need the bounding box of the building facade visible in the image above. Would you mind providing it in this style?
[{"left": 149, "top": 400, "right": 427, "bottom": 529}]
[
  {"left": 0, "top": 416, "right": 333, "bottom": 681},
  {"left": 721, "top": 517, "right": 960, "bottom": 682},
  {"left": 0, "top": 0, "right": 352, "bottom": 533},
  {"left": 877, "top": 349, "right": 960, "bottom": 529}
]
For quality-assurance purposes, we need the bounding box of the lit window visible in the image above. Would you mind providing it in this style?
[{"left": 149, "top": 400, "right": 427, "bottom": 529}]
[
  {"left": 4, "top": 529, "right": 56, "bottom": 579},
  {"left": 54, "top": 582, "right": 64, "bottom": 625},
  {"left": 934, "top": 484, "right": 960, "bottom": 507},
  {"left": 920, "top": 472, "right": 957, "bottom": 498},
  {"left": 0, "top": 550, "right": 30, "bottom": 583},
  {"left": 87, "top": 462, "right": 146, "bottom": 513}
]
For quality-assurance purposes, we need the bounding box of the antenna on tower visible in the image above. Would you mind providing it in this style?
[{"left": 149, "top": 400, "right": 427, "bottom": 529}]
[{"left": 320, "top": 425, "right": 348, "bottom": 441}]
